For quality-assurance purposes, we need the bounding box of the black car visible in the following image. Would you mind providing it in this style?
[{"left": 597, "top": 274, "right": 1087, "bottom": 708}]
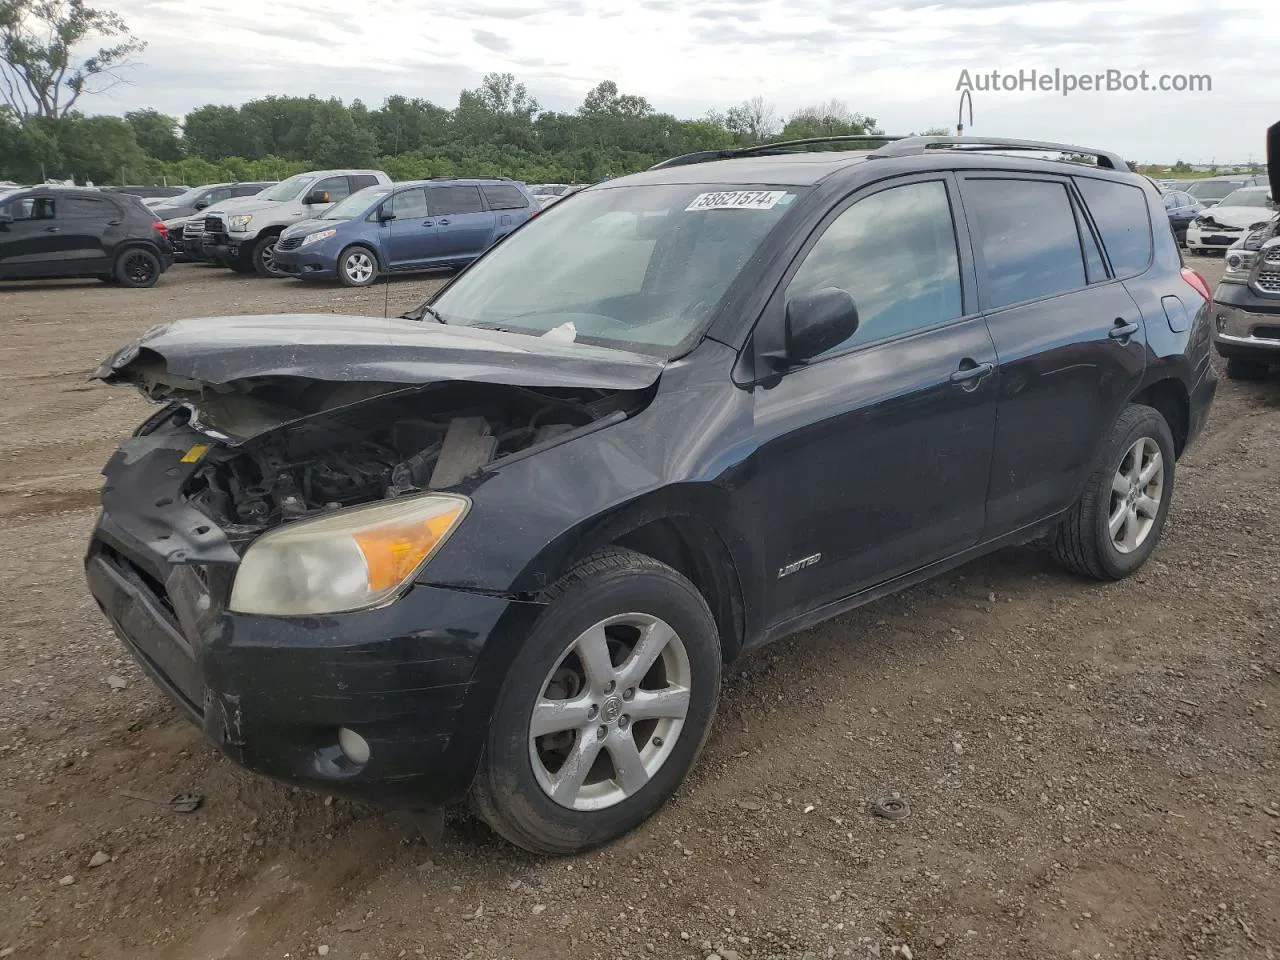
[
  {"left": 85, "top": 135, "right": 1217, "bottom": 854},
  {"left": 0, "top": 187, "right": 174, "bottom": 286},
  {"left": 1162, "top": 189, "right": 1205, "bottom": 244}
]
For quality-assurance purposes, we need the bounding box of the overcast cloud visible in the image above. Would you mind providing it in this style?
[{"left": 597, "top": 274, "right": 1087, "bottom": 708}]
[{"left": 87, "top": 0, "right": 1278, "bottom": 162}]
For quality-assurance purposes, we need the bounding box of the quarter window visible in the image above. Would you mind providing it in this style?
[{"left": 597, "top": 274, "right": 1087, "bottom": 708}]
[
  {"left": 786, "top": 180, "right": 963, "bottom": 355},
  {"left": 1075, "top": 177, "right": 1154, "bottom": 278},
  {"left": 429, "top": 186, "right": 485, "bottom": 216},
  {"left": 481, "top": 184, "right": 529, "bottom": 210},
  {"left": 964, "top": 179, "right": 1086, "bottom": 309}
]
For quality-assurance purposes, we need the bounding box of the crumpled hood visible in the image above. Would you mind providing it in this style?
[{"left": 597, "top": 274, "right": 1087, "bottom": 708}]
[
  {"left": 92, "top": 314, "right": 666, "bottom": 393},
  {"left": 1197, "top": 205, "right": 1276, "bottom": 230}
]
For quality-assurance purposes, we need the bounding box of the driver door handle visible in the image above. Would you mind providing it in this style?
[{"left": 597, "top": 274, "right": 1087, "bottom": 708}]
[
  {"left": 950, "top": 359, "right": 994, "bottom": 386},
  {"left": 421, "top": 220, "right": 434, "bottom": 226},
  {"left": 44, "top": 225, "right": 60, "bottom": 233}
]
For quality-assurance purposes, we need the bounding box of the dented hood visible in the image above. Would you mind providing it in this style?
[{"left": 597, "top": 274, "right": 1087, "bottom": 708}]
[{"left": 92, "top": 314, "right": 667, "bottom": 392}]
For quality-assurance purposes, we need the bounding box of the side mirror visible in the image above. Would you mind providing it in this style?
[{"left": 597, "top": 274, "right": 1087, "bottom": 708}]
[
  {"left": 377, "top": 205, "right": 396, "bottom": 222},
  {"left": 785, "top": 287, "right": 860, "bottom": 362},
  {"left": 0, "top": 212, "right": 12, "bottom": 228},
  {"left": 305, "top": 190, "right": 330, "bottom": 205},
  {"left": 193, "top": 199, "right": 209, "bottom": 210}
]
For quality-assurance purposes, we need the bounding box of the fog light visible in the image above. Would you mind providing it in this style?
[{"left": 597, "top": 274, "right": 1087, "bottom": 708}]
[
  {"left": 1227, "top": 254, "right": 1242, "bottom": 269},
  {"left": 337, "top": 727, "right": 370, "bottom": 765}
]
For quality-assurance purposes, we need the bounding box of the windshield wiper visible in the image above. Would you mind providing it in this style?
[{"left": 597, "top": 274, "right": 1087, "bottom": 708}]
[{"left": 402, "top": 302, "right": 446, "bottom": 323}]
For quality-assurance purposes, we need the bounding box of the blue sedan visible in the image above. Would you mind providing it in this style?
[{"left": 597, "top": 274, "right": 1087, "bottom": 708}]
[{"left": 273, "top": 178, "right": 540, "bottom": 286}]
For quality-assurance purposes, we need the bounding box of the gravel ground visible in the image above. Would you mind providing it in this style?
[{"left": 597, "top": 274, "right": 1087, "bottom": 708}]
[{"left": 0, "top": 257, "right": 1277, "bottom": 960}]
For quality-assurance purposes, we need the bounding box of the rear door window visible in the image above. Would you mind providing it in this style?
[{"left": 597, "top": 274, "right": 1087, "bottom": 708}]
[
  {"left": 481, "top": 184, "right": 529, "bottom": 210},
  {"left": 61, "top": 196, "right": 115, "bottom": 219},
  {"left": 429, "top": 186, "right": 485, "bottom": 216},
  {"left": 348, "top": 174, "right": 380, "bottom": 192},
  {"left": 963, "top": 178, "right": 1087, "bottom": 309},
  {"left": 1074, "top": 178, "right": 1153, "bottom": 278}
]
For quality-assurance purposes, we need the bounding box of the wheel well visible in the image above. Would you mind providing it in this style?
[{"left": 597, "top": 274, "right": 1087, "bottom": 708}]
[
  {"left": 1132, "top": 378, "right": 1189, "bottom": 456},
  {"left": 611, "top": 518, "right": 746, "bottom": 662}
]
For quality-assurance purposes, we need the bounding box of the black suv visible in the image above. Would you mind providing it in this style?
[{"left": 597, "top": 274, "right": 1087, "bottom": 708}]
[
  {"left": 85, "top": 136, "right": 1217, "bottom": 854},
  {"left": 0, "top": 188, "right": 173, "bottom": 287}
]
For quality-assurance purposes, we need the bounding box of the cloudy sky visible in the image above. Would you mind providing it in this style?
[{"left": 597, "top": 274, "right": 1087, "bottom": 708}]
[{"left": 86, "top": 0, "right": 1277, "bottom": 163}]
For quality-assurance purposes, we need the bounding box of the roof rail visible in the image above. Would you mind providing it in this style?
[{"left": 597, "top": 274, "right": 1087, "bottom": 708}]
[
  {"left": 869, "top": 136, "right": 1129, "bottom": 171},
  {"left": 649, "top": 135, "right": 908, "bottom": 170}
]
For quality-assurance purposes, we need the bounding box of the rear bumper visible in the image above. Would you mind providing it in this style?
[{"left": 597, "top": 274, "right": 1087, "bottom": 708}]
[
  {"left": 1186, "top": 362, "right": 1218, "bottom": 451},
  {"left": 1211, "top": 282, "right": 1280, "bottom": 354}
]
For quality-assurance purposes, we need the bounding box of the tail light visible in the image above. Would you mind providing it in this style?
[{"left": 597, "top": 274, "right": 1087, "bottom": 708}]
[
  {"left": 528, "top": 207, "right": 540, "bottom": 218},
  {"left": 1180, "top": 266, "right": 1211, "bottom": 301},
  {"left": 153, "top": 221, "right": 169, "bottom": 239}
]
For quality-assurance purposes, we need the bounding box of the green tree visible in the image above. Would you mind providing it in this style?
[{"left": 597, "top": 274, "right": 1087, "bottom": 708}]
[
  {"left": 0, "top": 0, "right": 145, "bottom": 119},
  {"left": 124, "top": 108, "right": 181, "bottom": 160},
  {"left": 303, "top": 97, "right": 376, "bottom": 167},
  {"left": 723, "top": 96, "right": 777, "bottom": 144},
  {"left": 183, "top": 104, "right": 264, "bottom": 161},
  {"left": 780, "top": 99, "right": 879, "bottom": 141}
]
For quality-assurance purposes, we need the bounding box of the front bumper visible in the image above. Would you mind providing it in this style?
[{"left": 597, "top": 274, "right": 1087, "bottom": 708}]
[
  {"left": 1211, "top": 282, "right": 1280, "bottom": 355},
  {"left": 1186, "top": 223, "right": 1244, "bottom": 251},
  {"left": 273, "top": 245, "right": 339, "bottom": 279},
  {"left": 83, "top": 424, "right": 542, "bottom": 808}
]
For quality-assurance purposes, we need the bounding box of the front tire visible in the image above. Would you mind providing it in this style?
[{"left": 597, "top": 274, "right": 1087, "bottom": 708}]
[
  {"left": 471, "top": 548, "right": 721, "bottom": 855},
  {"left": 1051, "top": 404, "right": 1175, "bottom": 581},
  {"left": 114, "top": 248, "right": 161, "bottom": 288},
  {"left": 337, "top": 245, "right": 379, "bottom": 287},
  {"left": 251, "top": 234, "right": 284, "bottom": 277}
]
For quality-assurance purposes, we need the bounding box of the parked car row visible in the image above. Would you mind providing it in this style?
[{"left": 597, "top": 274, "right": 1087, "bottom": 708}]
[{"left": 0, "top": 170, "right": 547, "bottom": 288}]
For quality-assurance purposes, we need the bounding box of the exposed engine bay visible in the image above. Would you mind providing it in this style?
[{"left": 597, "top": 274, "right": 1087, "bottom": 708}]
[{"left": 178, "top": 380, "right": 638, "bottom": 533}]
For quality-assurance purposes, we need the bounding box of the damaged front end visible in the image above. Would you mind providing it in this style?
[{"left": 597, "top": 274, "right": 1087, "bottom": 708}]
[{"left": 84, "top": 314, "right": 662, "bottom": 807}]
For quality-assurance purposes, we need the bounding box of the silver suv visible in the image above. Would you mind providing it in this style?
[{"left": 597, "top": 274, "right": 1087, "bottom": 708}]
[{"left": 201, "top": 169, "right": 391, "bottom": 276}]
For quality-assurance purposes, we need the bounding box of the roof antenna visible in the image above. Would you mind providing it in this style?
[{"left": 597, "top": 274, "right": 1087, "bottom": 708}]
[{"left": 956, "top": 89, "right": 973, "bottom": 137}]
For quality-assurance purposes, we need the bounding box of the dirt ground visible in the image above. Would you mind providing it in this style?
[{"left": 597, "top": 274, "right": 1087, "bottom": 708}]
[{"left": 1, "top": 257, "right": 1277, "bottom": 960}]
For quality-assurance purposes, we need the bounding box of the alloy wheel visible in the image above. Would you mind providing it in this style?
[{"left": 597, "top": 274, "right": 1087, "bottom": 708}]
[
  {"left": 529, "top": 613, "right": 691, "bottom": 811},
  {"left": 259, "top": 240, "right": 278, "bottom": 274},
  {"left": 344, "top": 250, "right": 375, "bottom": 284},
  {"left": 1109, "top": 436, "right": 1164, "bottom": 554},
  {"left": 123, "top": 252, "right": 156, "bottom": 285}
]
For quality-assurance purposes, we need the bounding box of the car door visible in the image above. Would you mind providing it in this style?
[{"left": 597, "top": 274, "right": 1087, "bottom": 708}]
[
  {"left": 959, "top": 174, "right": 1146, "bottom": 536},
  {"left": 426, "top": 185, "right": 497, "bottom": 260},
  {"left": 480, "top": 183, "right": 534, "bottom": 241},
  {"left": 57, "top": 194, "right": 116, "bottom": 271},
  {"left": 743, "top": 175, "right": 999, "bottom": 626},
  {"left": 0, "top": 195, "right": 63, "bottom": 277},
  {"left": 384, "top": 187, "right": 437, "bottom": 269}
]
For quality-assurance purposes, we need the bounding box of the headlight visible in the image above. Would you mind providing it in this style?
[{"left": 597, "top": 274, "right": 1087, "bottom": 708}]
[
  {"left": 228, "top": 214, "right": 253, "bottom": 231},
  {"left": 228, "top": 493, "right": 470, "bottom": 615},
  {"left": 1222, "top": 245, "right": 1256, "bottom": 284},
  {"left": 301, "top": 228, "right": 337, "bottom": 247}
]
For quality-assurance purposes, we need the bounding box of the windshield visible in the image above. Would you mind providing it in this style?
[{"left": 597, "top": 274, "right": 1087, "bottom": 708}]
[
  {"left": 256, "top": 174, "right": 313, "bottom": 203},
  {"left": 1219, "top": 189, "right": 1271, "bottom": 208},
  {"left": 321, "top": 186, "right": 389, "bottom": 220},
  {"left": 161, "top": 185, "right": 211, "bottom": 206},
  {"left": 429, "top": 183, "right": 805, "bottom": 356},
  {"left": 1187, "top": 180, "right": 1244, "bottom": 201}
]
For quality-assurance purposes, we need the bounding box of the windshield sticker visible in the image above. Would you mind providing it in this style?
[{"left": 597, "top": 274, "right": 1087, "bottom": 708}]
[{"left": 685, "top": 190, "right": 790, "bottom": 212}]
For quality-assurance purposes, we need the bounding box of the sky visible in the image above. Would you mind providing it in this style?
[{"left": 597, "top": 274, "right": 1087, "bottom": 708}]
[{"left": 80, "top": 0, "right": 1279, "bottom": 164}]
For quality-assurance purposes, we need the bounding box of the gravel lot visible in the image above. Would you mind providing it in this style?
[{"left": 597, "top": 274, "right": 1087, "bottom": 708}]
[{"left": 0, "top": 257, "right": 1277, "bottom": 960}]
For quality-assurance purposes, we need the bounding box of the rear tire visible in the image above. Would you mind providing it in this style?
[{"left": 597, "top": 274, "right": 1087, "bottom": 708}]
[
  {"left": 114, "top": 248, "right": 161, "bottom": 288},
  {"left": 1051, "top": 404, "right": 1175, "bottom": 581},
  {"left": 471, "top": 548, "right": 721, "bottom": 855},
  {"left": 1224, "top": 356, "right": 1270, "bottom": 380},
  {"left": 337, "top": 245, "right": 379, "bottom": 287}
]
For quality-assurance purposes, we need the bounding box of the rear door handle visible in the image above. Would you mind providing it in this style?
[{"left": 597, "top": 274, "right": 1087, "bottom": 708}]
[
  {"left": 950, "top": 360, "right": 994, "bottom": 386},
  {"left": 1109, "top": 319, "right": 1140, "bottom": 340},
  {"left": 421, "top": 220, "right": 434, "bottom": 226},
  {"left": 44, "top": 226, "right": 60, "bottom": 233},
  {"left": 438, "top": 218, "right": 450, "bottom": 225}
]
